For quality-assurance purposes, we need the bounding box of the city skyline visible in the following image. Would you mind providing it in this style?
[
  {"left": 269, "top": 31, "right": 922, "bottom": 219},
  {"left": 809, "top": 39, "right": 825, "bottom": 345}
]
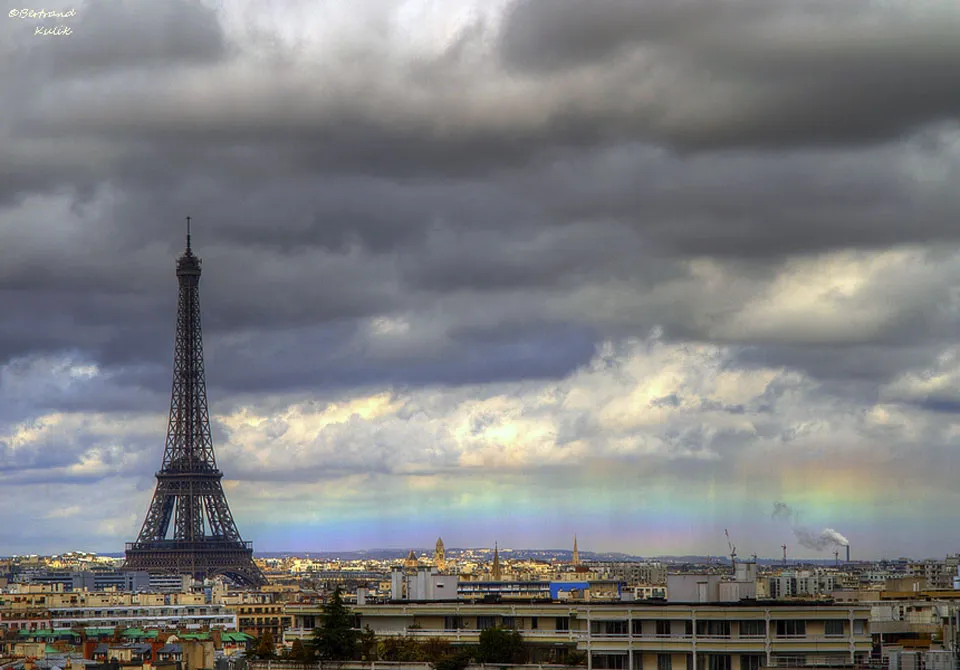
[{"left": 3, "top": 0, "right": 960, "bottom": 559}]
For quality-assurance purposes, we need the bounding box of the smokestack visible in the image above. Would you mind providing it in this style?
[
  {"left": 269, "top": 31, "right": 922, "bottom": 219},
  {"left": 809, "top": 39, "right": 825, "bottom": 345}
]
[{"left": 846, "top": 545, "right": 850, "bottom": 564}]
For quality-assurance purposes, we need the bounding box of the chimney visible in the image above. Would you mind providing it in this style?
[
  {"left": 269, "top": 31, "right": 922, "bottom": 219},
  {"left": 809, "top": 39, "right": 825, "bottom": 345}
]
[{"left": 846, "top": 545, "right": 850, "bottom": 563}]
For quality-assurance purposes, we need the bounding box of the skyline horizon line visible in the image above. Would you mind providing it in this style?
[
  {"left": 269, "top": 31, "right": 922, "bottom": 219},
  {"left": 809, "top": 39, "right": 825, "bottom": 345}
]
[{"left": 1, "top": 546, "right": 938, "bottom": 563}]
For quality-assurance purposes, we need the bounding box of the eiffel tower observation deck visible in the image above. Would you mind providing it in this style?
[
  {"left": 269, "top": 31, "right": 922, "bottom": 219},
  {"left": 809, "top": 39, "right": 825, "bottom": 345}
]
[{"left": 124, "top": 219, "right": 265, "bottom": 588}]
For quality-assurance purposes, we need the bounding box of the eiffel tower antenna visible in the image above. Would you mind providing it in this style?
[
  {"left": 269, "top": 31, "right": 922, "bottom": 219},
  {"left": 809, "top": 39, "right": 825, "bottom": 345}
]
[{"left": 123, "top": 221, "right": 265, "bottom": 587}]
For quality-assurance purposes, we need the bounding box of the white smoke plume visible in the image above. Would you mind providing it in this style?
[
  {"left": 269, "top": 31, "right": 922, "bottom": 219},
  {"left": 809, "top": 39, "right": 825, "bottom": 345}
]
[
  {"left": 771, "top": 502, "right": 849, "bottom": 552},
  {"left": 793, "top": 526, "right": 849, "bottom": 551}
]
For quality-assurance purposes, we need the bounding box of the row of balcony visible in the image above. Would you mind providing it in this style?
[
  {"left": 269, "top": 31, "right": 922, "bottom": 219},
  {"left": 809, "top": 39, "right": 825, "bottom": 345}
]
[
  {"left": 584, "top": 631, "right": 850, "bottom": 642},
  {"left": 767, "top": 657, "right": 853, "bottom": 667},
  {"left": 281, "top": 628, "right": 863, "bottom": 645}
]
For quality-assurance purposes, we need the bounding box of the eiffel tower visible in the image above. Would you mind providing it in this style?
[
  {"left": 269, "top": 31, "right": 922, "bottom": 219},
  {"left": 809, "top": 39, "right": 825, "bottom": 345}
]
[{"left": 124, "top": 219, "right": 265, "bottom": 587}]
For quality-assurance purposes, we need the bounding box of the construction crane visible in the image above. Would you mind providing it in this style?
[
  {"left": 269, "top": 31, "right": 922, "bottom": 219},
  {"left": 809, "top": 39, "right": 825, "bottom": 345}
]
[{"left": 724, "top": 528, "right": 737, "bottom": 570}]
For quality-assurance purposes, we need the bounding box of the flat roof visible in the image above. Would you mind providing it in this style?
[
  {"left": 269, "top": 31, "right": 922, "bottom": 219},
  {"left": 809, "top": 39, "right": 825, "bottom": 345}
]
[{"left": 363, "top": 599, "right": 862, "bottom": 608}]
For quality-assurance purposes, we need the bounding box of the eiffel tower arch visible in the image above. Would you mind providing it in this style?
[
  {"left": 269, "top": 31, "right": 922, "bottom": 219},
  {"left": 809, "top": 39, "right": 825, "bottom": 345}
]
[{"left": 124, "top": 220, "right": 265, "bottom": 588}]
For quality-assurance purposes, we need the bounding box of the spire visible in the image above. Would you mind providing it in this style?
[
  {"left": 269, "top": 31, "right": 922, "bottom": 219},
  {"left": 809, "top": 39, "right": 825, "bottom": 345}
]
[
  {"left": 573, "top": 535, "right": 580, "bottom": 566},
  {"left": 492, "top": 542, "right": 502, "bottom": 581},
  {"left": 177, "top": 217, "right": 201, "bottom": 276}
]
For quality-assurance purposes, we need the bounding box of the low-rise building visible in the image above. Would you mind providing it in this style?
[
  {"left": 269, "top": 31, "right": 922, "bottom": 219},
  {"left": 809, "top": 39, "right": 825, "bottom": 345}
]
[
  {"left": 48, "top": 603, "right": 236, "bottom": 629},
  {"left": 224, "top": 602, "right": 292, "bottom": 639},
  {"left": 285, "top": 599, "right": 872, "bottom": 670}
]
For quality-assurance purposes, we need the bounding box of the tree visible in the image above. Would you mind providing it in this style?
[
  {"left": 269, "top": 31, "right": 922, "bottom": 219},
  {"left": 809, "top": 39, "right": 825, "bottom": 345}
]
[
  {"left": 432, "top": 649, "right": 473, "bottom": 670},
  {"left": 312, "top": 587, "right": 360, "bottom": 661},
  {"left": 477, "top": 627, "right": 526, "bottom": 664},
  {"left": 252, "top": 630, "right": 277, "bottom": 659},
  {"left": 359, "top": 626, "right": 378, "bottom": 661},
  {"left": 424, "top": 639, "right": 472, "bottom": 670},
  {"left": 421, "top": 638, "right": 454, "bottom": 664},
  {"left": 566, "top": 650, "right": 588, "bottom": 667},
  {"left": 290, "top": 639, "right": 310, "bottom": 662},
  {"left": 380, "top": 637, "right": 424, "bottom": 662}
]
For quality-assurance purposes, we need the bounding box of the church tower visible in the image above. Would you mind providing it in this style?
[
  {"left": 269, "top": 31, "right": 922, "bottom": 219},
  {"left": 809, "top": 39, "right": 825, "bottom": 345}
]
[
  {"left": 573, "top": 535, "right": 580, "bottom": 566},
  {"left": 492, "top": 542, "right": 502, "bottom": 581},
  {"left": 435, "top": 537, "right": 446, "bottom": 571}
]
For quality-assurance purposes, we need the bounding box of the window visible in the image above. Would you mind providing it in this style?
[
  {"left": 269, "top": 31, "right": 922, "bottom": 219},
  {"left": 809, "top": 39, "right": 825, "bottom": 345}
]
[
  {"left": 741, "top": 656, "right": 763, "bottom": 670},
  {"left": 656, "top": 620, "right": 672, "bottom": 636},
  {"left": 696, "top": 621, "right": 731, "bottom": 637},
  {"left": 775, "top": 621, "right": 806, "bottom": 637},
  {"left": 591, "top": 621, "right": 627, "bottom": 636},
  {"left": 658, "top": 654, "right": 673, "bottom": 670},
  {"left": 556, "top": 617, "right": 570, "bottom": 632},
  {"left": 853, "top": 620, "right": 866, "bottom": 635},
  {"left": 593, "top": 655, "right": 627, "bottom": 670},
  {"left": 709, "top": 656, "right": 731, "bottom": 670},
  {"left": 502, "top": 617, "right": 516, "bottom": 629},
  {"left": 444, "top": 616, "right": 464, "bottom": 630},
  {"left": 740, "top": 621, "right": 765, "bottom": 637},
  {"left": 531, "top": 617, "right": 538, "bottom": 630},
  {"left": 825, "top": 621, "right": 844, "bottom": 637},
  {"left": 477, "top": 616, "right": 496, "bottom": 630},
  {"left": 632, "top": 619, "right": 644, "bottom": 635}
]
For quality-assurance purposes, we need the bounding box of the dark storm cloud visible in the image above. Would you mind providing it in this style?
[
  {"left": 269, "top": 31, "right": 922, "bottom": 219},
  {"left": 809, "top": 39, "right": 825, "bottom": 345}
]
[
  {"left": 6, "top": 0, "right": 956, "bottom": 196},
  {"left": 733, "top": 344, "right": 945, "bottom": 386},
  {"left": 499, "top": 0, "right": 719, "bottom": 72},
  {"left": 204, "top": 319, "right": 598, "bottom": 396},
  {"left": 915, "top": 399, "right": 960, "bottom": 415},
  {"left": 3, "top": 0, "right": 225, "bottom": 74},
  {"left": 508, "top": 143, "right": 960, "bottom": 258},
  {"left": 400, "top": 222, "right": 671, "bottom": 292},
  {"left": 0, "top": 0, "right": 959, "bottom": 422},
  {"left": 500, "top": 0, "right": 960, "bottom": 149}
]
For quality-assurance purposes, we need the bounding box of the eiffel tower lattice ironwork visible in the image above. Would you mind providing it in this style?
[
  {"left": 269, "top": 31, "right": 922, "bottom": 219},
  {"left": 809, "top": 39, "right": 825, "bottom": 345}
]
[{"left": 124, "top": 220, "right": 265, "bottom": 587}]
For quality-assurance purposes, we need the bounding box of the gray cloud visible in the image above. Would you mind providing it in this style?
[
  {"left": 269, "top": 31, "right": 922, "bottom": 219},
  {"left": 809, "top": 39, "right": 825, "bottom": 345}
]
[
  {"left": 3, "top": 0, "right": 960, "bottom": 554},
  {"left": 500, "top": 0, "right": 960, "bottom": 149},
  {"left": 35, "top": 0, "right": 225, "bottom": 73}
]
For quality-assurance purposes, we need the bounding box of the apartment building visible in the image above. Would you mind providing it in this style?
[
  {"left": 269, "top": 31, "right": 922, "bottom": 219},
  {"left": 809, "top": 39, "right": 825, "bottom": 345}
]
[
  {"left": 0, "top": 586, "right": 235, "bottom": 633},
  {"left": 285, "top": 600, "right": 871, "bottom": 670},
  {"left": 598, "top": 563, "right": 669, "bottom": 586},
  {"left": 906, "top": 559, "right": 960, "bottom": 591},
  {"left": 48, "top": 603, "right": 237, "bottom": 629},
  {"left": 14, "top": 571, "right": 193, "bottom": 593},
  {"left": 767, "top": 571, "right": 838, "bottom": 599},
  {"left": 224, "top": 602, "right": 292, "bottom": 639}
]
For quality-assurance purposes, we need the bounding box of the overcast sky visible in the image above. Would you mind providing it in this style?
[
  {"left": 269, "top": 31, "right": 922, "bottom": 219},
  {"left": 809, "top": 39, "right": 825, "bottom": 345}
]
[{"left": 2, "top": 0, "right": 960, "bottom": 560}]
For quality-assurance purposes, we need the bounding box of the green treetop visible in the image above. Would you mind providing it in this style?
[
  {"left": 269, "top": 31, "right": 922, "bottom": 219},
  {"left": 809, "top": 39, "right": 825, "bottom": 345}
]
[{"left": 312, "top": 586, "right": 360, "bottom": 661}]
